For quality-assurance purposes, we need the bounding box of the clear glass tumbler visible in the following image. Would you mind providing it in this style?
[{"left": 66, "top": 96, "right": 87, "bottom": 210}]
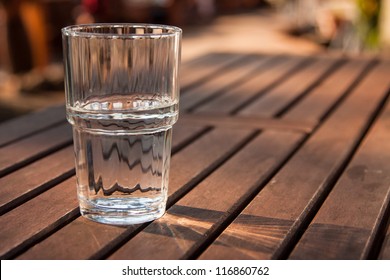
[{"left": 62, "top": 24, "right": 181, "bottom": 225}]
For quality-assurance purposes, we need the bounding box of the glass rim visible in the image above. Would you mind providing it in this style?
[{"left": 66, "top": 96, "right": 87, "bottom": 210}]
[{"left": 62, "top": 23, "right": 182, "bottom": 38}]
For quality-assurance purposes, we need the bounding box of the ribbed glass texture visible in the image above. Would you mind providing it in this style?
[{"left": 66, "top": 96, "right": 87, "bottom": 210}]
[
  {"left": 62, "top": 24, "right": 181, "bottom": 109},
  {"left": 62, "top": 24, "right": 181, "bottom": 225}
]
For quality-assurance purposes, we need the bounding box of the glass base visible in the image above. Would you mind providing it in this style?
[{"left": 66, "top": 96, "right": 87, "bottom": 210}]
[{"left": 79, "top": 197, "right": 166, "bottom": 225}]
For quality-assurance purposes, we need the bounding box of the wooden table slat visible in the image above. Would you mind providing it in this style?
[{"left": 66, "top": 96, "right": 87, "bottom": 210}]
[
  {"left": 194, "top": 55, "right": 308, "bottom": 115},
  {"left": 379, "top": 199, "right": 390, "bottom": 259},
  {"left": 16, "top": 127, "right": 256, "bottom": 259},
  {"left": 0, "top": 105, "right": 65, "bottom": 148},
  {"left": 0, "top": 146, "right": 75, "bottom": 215},
  {"left": 199, "top": 61, "right": 390, "bottom": 260},
  {"left": 180, "top": 53, "right": 244, "bottom": 90},
  {"left": 289, "top": 87, "right": 390, "bottom": 259},
  {"left": 0, "top": 177, "right": 79, "bottom": 259},
  {"left": 108, "top": 130, "right": 303, "bottom": 259},
  {"left": 170, "top": 121, "right": 209, "bottom": 153},
  {"left": 0, "top": 123, "right": 73, "bottom": 177},
  {"left": 239, "top": 57, "right": 340, "bottom": 118},
  {"left": 1, "top": 122, "right": 212, "bottom": 259},
  {"left": 180, "top": 55, "right": 273, "bottom": 112},
  {"left": 283, "top": 58, "right": 373, "bottom": 124},
  {"left": 0, "top": 52, "right": 389, "bottom": 260}
]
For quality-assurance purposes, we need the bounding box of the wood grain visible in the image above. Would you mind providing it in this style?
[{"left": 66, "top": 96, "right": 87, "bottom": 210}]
[
  {"left": 283, "top": 58, "right": 372, "bottom": 124},
  {"left": 0, "top": 105, "right": 65, "bottom": 147},
  {"left": 17, "top": 127, "right": 255, "bottom": 259},
  {"left": 5, "top": 121, "right": 210, "bottom": 259},
  {"left": 180, "top": 113, "right": 313, "bottom": 133},
  {"left": 289, "top": 75, "right": 390, "bottom": 259},
  {"left": 379, "top": 214, "right": 390, "bottom": 259},
  {"left": 194, "top": 55, "right": 306, "bottom": 115},
  {"left": 180, "top": 55, "right": 270, "bottom": 112},
  {"left": 0, "top": 146, "right": 74, "bottom": 215},
  {"left": 1, "top": 53, "right": 388, "bottom": 261},
  {"left": 239, "top": 57, "right": 339, "bottom": 117},
  {"left": 108, "top": 130, "right": 303, "bottom": 259},
  {"left": 0, "top": 123, "right": 73, "bottom": 177},
  {"left": 199, "top": 61, "right": 390, "bottom": 260},
  {"left": 180, "top": 53, "right": 243, "bottom": 90},
  {"left": 0, "top": 177, "right": 79, "bottom": 259}
]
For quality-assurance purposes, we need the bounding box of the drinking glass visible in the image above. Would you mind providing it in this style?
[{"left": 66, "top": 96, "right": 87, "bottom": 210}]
[{"left": 62, "top": 23, "right": 181, "bottom": 225}]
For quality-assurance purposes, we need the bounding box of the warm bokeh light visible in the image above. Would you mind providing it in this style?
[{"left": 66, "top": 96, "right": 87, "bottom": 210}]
[{"left": 0, "top": 0, "right": 388, "bottom": 123}]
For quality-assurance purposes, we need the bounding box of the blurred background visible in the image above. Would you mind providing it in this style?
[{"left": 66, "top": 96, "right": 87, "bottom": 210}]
[{"left": 0, "top": 0, "right": 389, "bottom": 122}]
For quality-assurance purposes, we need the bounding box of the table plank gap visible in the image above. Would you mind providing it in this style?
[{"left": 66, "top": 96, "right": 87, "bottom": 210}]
[
  {"left": 363, "top": 186, "right": 390, "bottom": 259},
  {"left": 92, "top": 127, "right": 258, "bottom": 260},
  {"left": 0, "top": 123, "right": 73, "bottom": 178},
  {"left": 180, "top": 55, "right": 272, "bottom": 112},
  {"left": 277, "top": 63, "right": 390, "bottom": 259},
  {"left": 0, "top": 177, "right": 80, "bottom": 259},
  {"left": 195, "top": 55, "right": 309, "bottom": 116},
  {"left": 97, "top": 129, "right": 260, "bottom": 260},
  {"left": 187, "top": 55, "right": 286, "bottom": 113},
  {"left": 283, "top": 58, "right": 377, "bottom": 124},
  {"left": 2, "top": 53, "right": 388, "bottom": 261},
  {"left": 187, "top": 134, "right": 309, "bottom": 260},
  {"left": 167, "top": 130, "right": 260, "bottom": 209},
  {"left": 277, "top": 65, "right": 390, "bottom": 259},
  {"left": 289, "top": 85, "right": 390, "bottom": 260},
  {"left": 107, "top": 130, "right": 304, "bottom": 260},
  {"left": 0, "top": 105, "right": 66, "bottom": 148},
  {"left": 180, "top": 53, "right": 248, "bottom": 92},
  {"left": 15, "top": 127, "right": 255, "bottom": 259},
  {"left": 229, "top": 57, "right": 313, "bottom": 116},
  {"left": 0, "top": 146, "right": 75, "bottom": 215},
  {"left": 0, "top": 123, "right": 206, "bottom": 217},
  {"left": 171, "top": 126, "right": 212, "bottom": 155},
  {"left": 378, "top": 194, "right": 390, "bottom": 259},
  {"left": 1, "top": 122, "right": 209, "bottom": 258},
  {"left": 238, "top": 57, "right": 339, "bottom": 118},
  {"left": 274, "top": 59, "right": 346, "bottom": 117},
  {"left": 198, "top": 61, "right": 390, "bottom": 260},
  {"left": 180, "top": 52, "right": 218, "bottom": 69}
]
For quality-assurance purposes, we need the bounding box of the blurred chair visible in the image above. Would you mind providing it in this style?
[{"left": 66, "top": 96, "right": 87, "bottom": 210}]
[{"left": 1, "top": 0, "right": 49, "bottom": 73}]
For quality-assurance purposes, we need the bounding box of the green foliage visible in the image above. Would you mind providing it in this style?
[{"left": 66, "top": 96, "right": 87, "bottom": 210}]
[{"left": 356, "top": 0, "right": 381, "bottom": 49}]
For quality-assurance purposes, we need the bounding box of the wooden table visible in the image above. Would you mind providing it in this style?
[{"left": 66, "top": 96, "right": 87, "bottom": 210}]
[{"left": 1, "top": 52, "right": 389, "bottom": 260}]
